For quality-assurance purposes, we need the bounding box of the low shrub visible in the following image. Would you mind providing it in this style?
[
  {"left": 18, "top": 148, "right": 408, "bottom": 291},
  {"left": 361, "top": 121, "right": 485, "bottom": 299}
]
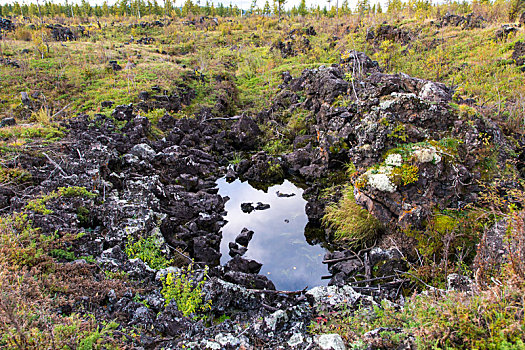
[
  {"left": 125, "top": 235, "right": 173, "bottom": 270},
  {"left": 161, "top": 264, "right": 212, "bottom": 318}
]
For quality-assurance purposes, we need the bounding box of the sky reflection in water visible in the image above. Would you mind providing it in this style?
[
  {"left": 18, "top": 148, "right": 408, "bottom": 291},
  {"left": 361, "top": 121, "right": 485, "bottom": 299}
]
[{"left": 217, "top": 177, "right": 328, "bottom": 291}]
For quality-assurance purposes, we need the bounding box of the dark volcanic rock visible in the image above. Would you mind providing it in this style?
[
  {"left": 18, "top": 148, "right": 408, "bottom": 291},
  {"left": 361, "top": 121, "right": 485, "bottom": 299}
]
[
  {"left": 241, "top": 202, "right": 255, "bottom": 213},
  {"left": 255, "top": 202, "right": 270, "bottom": 210},
  {"left": 225, "top": 256, "right": 262, "bottom": 274},
  {"left": 0, "top": 17, "right": 14, "bottom": 34},
  {"left": 0, "top": 57, "right": 20, "bottom": 68},
  {"left": 235, "top": 228, "right": 254, "bottom": 247},
  {"left": 108, "top": 60, "right": 122, "bottom": 71},
  {"left": 101, "top": 100, "right": 114, "bottom": 108},
  {"left": 155, "top": 303, "right": 194, "bottom": 336},
  {"left": 224, "top": 270, "right": 276, "bottom": 290},
  {"left": 228, "top": 242, "right": 247, "bottom": 257},
  {"left": 495, "top": 24, "right": 519, "bottom": 40},
  {"left": 47, "top": 24, "right": 77, "bottom": 41},
  {"left": 236, "top": 152, "right": 285, "bottom": 186},
  {"left": 366, "top": 24, "right": 414, "bottom": 44},
  {"left": 230, "top": 115, "right": 261, "bottom": 150},
  {"left": 0, "top": 117, "right": 16, "bottom": 127},
  {"left": 512, "top": 41, "right": 525, "bottom": 70},
  {"left": 435, "top": 12, "right": 486, "bottom": 29},
  {"left": 276, "top": 191, "right": 295, "bottom": 198}
]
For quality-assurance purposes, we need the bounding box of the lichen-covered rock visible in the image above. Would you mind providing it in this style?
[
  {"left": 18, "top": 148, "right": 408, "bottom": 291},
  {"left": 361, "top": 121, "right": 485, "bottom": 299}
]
[{"left": 315, "top": 334, "right": 346, "bottom": 350}]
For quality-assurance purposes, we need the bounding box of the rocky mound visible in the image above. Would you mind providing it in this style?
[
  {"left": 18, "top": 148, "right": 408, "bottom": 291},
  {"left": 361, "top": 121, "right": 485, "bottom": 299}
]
[
  {"left": 257, "top": 51, "right": 509, "bottom": 231},
  {"left": 433, "top": 12, "right": 486, "bottom": 29},
  {"left": 366, "top": 23, "right": 415, "bottom": 45}
]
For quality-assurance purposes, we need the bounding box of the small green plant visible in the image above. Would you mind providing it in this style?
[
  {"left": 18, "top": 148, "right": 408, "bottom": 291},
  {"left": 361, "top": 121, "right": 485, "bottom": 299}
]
[
  {"left": 142, "top": 108, "right": 168, "bottom": 124},
  {"left": 229, "top": 152, "right": 243, "bottom": 165},
  {"left": 76, "top": 206, "right": 90, "bottom": 226},
  {"left": 125, "top": 235, "right": 173, "bottom": 270},
  {"left": 133, "top": 294, "right": 150, "bottom": 308},
  {"left": 214, "top": 314, "right": 231, "bottom": 324},
  {"left": 374, "top": 39, "right": 403, "bottom": 72},
  {"left": 0, "top": 167, "right": 32, "bottom": 185},
  {"left": 26, "top": 186, "right": 96, "bottom": 215},
  {"left": 25, "top": 193, "right": 55, "bottom": 215},
  {"left": 387, "top": 124, "right": 408, "bottom": 142},
  {"left": 263, "top": 139, "right": 290, "bottom": 155},
  {"left": 57, "top": 186, "right": 97, "bottom": 198},
  {"left": 50, "top": 248, "right": 76, "bottom": 261},
  {"left": 77, "top": 321, "right": 119, "bottom": 350},
  {"left": 161, "top": 264, "right": 212, "bottom": 318},
  {"left": 0, "top": 213, "right": 75, "bottom": 268}
]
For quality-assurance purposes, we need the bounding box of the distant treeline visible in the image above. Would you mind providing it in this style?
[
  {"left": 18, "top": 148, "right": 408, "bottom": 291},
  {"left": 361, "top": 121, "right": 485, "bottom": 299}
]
[{"left": 0, "top": 0, "right": 522, "bottom": 19}]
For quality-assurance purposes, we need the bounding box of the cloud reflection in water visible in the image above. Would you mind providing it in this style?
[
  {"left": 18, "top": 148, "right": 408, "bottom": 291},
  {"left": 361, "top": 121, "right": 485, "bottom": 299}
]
[{"left": 217, "top": 177, "right": 328, "bottom": 291}]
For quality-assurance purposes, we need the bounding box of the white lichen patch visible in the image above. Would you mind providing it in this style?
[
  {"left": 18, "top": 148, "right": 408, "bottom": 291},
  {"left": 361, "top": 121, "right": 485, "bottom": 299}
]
[
  {"left": 413, "top": 146, "right": 441, "bottom": 164},
  {"left": 367, "top": 173, "right": 396, "bottom": 193},
  {"left": 385, "top": 153, "right": 403, "bottom": 167},
  {"left": 377, "top": 165, "right": 393, "bottom": 175}
]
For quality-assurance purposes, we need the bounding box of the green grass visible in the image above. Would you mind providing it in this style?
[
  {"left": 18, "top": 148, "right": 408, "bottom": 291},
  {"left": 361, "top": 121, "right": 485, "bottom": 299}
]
[{"left": 322, "top": 185, "right": 383, "bottom": 247}]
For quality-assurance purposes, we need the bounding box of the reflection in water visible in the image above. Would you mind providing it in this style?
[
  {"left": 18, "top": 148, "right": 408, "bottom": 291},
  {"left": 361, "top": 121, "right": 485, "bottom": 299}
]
[{"left": 217, "top": 177, "right": 328, "bottom": 291}]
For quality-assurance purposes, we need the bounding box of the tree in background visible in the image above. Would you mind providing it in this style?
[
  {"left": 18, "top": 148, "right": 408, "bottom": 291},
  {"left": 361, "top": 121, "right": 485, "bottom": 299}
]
[
  {"left": 509, "top": 0, "right": 525, "bottom": 20},
  {"left": 341, "top": 0, "right": 350, "bottom": 14},
  {"left": 249, "top": 0, "right": 258, "bottom": 14},
  {"left": 164, "top": 0, "right": 174, "bottom": 17},
  {"left": 263, "top": 0, "right": 271, "bottom": 15},
  {"left": 387, "top": 0, "right": 404, "bottom": 13},
  {"left": 298, "top": 0, "right": 308, "bottom": 15},
  {"left": 274, "top": 0, "right": 286, "bottom": 17},
  {"left": 182, "top": 0, "right": 194, "bottom": 16},
  {"left": 357, "top": 0, "right": 370, "bottom": 17}
]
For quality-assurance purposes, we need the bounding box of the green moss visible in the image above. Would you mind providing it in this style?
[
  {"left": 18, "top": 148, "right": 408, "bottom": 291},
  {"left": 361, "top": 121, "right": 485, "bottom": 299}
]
[
  {"left": 58, "top": 186, "right": 97, "bottom": 198},
  {"left": 0, "top": 125, "right": 64, "bottom": 142},
  {"left": 142, "top": 108, "right": 167, "bottom": 125},
  {"left": 263, "top": 139, "right": 290, "bottom": 155},
  {"left": 391, "top": 163, "right": 419, "bottom": 186},
  {"left": 314, "top": 289, "right": 525, "bottom": 349},
  {"left": 50, "top": 248, "right": 76, "bottom": 261},
  {"left": 26, "top": 186, "right": 96, "bottom": 215},
  {"left": 76, "top": 206, "right": 90, "bottom": 226}
]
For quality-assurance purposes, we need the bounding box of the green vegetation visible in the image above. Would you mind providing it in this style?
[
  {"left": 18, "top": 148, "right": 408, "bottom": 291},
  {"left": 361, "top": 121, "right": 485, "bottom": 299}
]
[
  {"left": 0, "top": 0, "right": 525, "bottom": 347},
  {"left": 391, "top": 163, "right": 419, "bottom": 186},
  {"left": 312, "top": 288, "right": 525, "bottom": 349},
  {"left": 25, "top": 186, "right": 96, "bottom": 215},
  {"left": 322, "top": 185, "right": 383, "bottom": 246},
  {"left": 0, "top": 166, "right": 32, "bottom": 184},
  {"left": 161, "top": 265, "right": 212, "bottom": 318},
  {"left": 312, "top": 200, "right": 525, "bottom": 349},
  {"left": 125, "top": 235, "right": 173, "bottom": 270},
  {"left": 0, "top": 124, "right": 64, "bottom": 142}
]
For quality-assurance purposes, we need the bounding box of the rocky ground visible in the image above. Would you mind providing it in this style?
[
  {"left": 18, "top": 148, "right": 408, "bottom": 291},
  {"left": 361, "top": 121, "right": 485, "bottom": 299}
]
[
  {"left": 1, "top": 46, "right": 517, "bottom": 348},
  {"left": 1, "top": 9, "right": 525, "bottom": 349}
]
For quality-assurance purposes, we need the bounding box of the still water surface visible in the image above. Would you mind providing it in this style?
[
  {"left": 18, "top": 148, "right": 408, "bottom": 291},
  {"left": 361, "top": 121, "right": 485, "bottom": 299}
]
[{"left": 216, "top": 177, "right": 328, "bottom": 291}]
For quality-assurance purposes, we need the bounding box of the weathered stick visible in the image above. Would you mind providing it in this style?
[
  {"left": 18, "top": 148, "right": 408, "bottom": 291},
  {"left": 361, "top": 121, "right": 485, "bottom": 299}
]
[{"left": 42, "top": 152, "right": 67, "bottom": 176}]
